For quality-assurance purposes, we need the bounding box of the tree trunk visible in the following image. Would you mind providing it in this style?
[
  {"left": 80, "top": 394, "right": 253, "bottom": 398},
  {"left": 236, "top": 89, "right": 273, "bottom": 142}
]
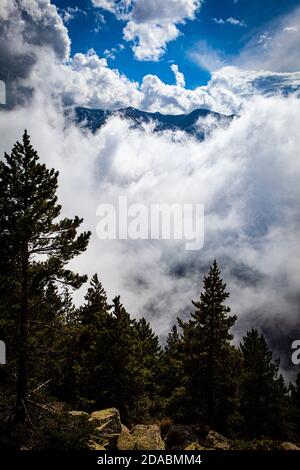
[{"left": 15, "top": 246, "right": 29, "bottom": 423}]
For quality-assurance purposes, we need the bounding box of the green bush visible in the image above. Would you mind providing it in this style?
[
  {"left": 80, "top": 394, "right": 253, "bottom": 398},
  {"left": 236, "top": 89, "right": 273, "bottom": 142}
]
[
  {"left": 230, "top": 439, "right": 282, "bottom": 450},
  {"left": 33, "top": 412, "right": 94, "bottom": 450},
  {"left": 0, "top": 422, "right": 32, "bottom": 450}
]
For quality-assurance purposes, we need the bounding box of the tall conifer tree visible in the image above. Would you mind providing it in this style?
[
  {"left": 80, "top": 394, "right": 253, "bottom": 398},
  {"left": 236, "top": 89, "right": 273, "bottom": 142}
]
[
  {"left": 132, "top": 318, "right": 162, "bottom": 422},
  {"left": 240, "top": 328, "right": 288, "bottom": 438},
  {"left": 179, "top": 261, "right": 239, "bottom": 429},
  {"left": 0, "top": 131, "right": 90, "bottom": 422},
  {"left": 290, "top": 372, "right": 300, "bottom": 436}
]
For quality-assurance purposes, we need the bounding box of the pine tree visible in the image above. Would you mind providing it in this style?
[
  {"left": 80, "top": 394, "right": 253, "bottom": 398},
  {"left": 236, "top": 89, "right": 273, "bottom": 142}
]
[
  {"left": 131, "top": 318, "right": 162, "bottom": 422},
  {"left": 74, "top": 274, "right": 112, "bottom": 409},
  {"left": 179, "top": 260, "right": 240, "bottom": 429},
  {"left": 0, "top": 131, "right": 91, "bottom": 422},
  {"left": 108, "top": 295, "right": 138, "bottom": 419},
  {"left": 164, "top": 325, "right": 183, "bottom": 398},
  {"left": 74, "top": 275, "right": 162, "bottom": 422},
  {"left": 31, "top": 284, "right": 78, "bottom": 401},
  {"left": 28, "top": 283, "right": 64, "bottom": 390},
  {"left": 240, "top": 328, "right": 288, "bottom": 438},
  {"left": 79, "top": 274, "right": 112, "bottom": 327},
  {"left": 161, "top": 325, "right": 187, "bottom": 422},
  {"left": 290, "top": 372, "right": 300, "bottom": 437}
]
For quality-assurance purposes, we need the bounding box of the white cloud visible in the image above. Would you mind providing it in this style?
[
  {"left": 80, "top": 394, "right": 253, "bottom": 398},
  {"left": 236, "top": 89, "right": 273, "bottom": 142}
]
[
  {"left": 0, "top": 0, "right": 17, "bottom": 20},
  {"left": 227, "top": 17, "right": 246, "bottom": 27},
  {"left": 188, "top": 40, "right": 225, "bottom": 72},
  {"left": 258, "top": 33, "right": 272, "bottom": 49},
  {"left": 0, "top": 0, "right": 70, "bottom": 106},
  {"left": 103, "top": 48, "right": 117, "bottom": 60},
  {"left": 94, "top": 11, "right": 106, "bottom": 32},
  {"left": 238, "top": 6, "right": 300, "bottom": 72},
  {"left": 103, "top": 43, "right": 125, "bottom": 60},
  {"left": 207, "top": 66, "right": 300, "bottom": 101},
  {"left": 123, "top": 20, "right": 180, "bottom": 61},
  {"left": 2, "top": 1, "right": 300, "bottom": 117},
  {"left": 283, "top": 26, "right": 299, "bottom": 33},
  {"left": 93, "top": 0, "right": 202, "bottom": 61},
  {"left": 170, "top": 64, "right": 186, "bottom": 87},
  {"left": 21, "top": 50, "right": 300, "bottom": 118},
  {"left": 59, "top": 6, "right": 85, "bottom": 24},
  {"left": 139, "top": 73, "right": 213, "bottom": 113},
  {"left": 91, "top": 0, "right": 118, "bottom": 14},
  {"left": 213, "top": 18, "right": 225, "bottom": 25},
  {"left": 130, "top": 0, "right": 200, "bottom": 22},
  {"left": 213, "top": 16, "right": 247, "bottom": 28},
  {"left": 58, "top": 50, "right": 143, "bottom": 109},
  {"left": 210, "top": 11, "right": 300, "bottom": 74},
  {"left": 213, "top": 17, "right": 246, "bottom": 27}
]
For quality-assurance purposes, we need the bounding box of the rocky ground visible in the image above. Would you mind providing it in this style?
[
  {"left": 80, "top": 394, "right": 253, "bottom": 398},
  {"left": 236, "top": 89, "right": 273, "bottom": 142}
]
[{"left": 67, "top": 407, "right": 300, "bottom": 451}]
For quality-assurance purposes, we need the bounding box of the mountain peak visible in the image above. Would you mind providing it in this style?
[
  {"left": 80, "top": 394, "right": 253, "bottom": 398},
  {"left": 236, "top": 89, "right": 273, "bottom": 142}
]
[{"left": 74, "top": 106, "right": 235, "bottom": 141}]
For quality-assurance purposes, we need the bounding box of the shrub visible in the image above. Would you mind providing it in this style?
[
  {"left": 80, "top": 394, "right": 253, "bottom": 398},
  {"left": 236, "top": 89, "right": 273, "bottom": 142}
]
[
  {"left": 32, "top": 412, "right": 94, "bottom": 450},
  {"left": 160, "top": 417, "right": 173, "bottom": 439}
]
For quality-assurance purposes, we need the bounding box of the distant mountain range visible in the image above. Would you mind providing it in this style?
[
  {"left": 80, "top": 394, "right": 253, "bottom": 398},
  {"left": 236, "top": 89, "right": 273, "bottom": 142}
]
[{"left": 73, "top": 106, "right": 235, "bottom": 141}]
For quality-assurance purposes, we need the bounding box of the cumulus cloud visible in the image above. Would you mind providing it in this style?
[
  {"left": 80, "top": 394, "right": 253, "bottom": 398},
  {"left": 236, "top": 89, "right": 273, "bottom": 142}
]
[
  {"left": 41, "top": 50, "right": 300, "bottom": 116},
  {"left": 0, "top": 0, "right": 139, "bottom": 110},
  {"left": 0, "top": 0, "right": 218, "bottom": 113},
  {"left": 2, "top": 1, "right": 299, "bottom": 117},
  {"left": 123, "top": 20, "right": 180, "bottom": 61},
  {"left": 92, "top": 0, "right": 116, "bottom": 14},
  {"left": 0, "top": 0, "right": 16, "bottom": 20},
  {"left": 91, "top": 0, "right": 133, "bottom": 17},
  {"left": 58, "top": 50, "right": 143, "bottom": 109},
  {"left": 0, "top": 0, "right": 70, "bottom": 107},
  {"left": 93, "top": 0, "right": 202, "bottom": 61},
  {"left": 170, "top": 64, "right": 185, "bottom": 87},
  {"left": 207, "top": 66, "right": 300, "bottom": 103},
  {"left": 139, "top": 72, "right": 230, "bottom": 114}
]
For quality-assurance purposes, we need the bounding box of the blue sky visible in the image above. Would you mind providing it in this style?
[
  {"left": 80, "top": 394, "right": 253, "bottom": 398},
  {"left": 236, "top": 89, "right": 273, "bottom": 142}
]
[{"left": 52, "top": 0, "right": 300, "bottom": 88}]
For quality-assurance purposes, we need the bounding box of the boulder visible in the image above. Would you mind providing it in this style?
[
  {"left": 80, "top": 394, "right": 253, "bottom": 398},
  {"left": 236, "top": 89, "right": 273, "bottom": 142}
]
[
  {"left": 185, "top": 442, "right": 205, "bottom": 450},
  {"left": 88, "top": 440, "right": 106, "bottom": 451},
  {"left": 39, "top": 401, "right": 68, "bottom": 413},
  {"left": 89, "top": 408, "right": 122, "bottom": 436},
  {"left": 89, "top": 408, "right": 122, "bottom": 449},
  {"left": 47, "top": 401, "right": 68, "bottom": 412},
  {"left": 165, "top": 425, "right": 197, "bottom": 450},
  {"left": 205, "top": 430, "right": 230, "bottom": 450},
  {"left": 68, "top": 410, "right": 89, "bottom": 418},
  {"left": 281, "top": 442, "right": 300, "bottom": 451},
  {"left": 130, "top": 425, "right": 165, "bottom": 450},
  {"left": 117, "top": 424, "right": 136, "bottom": 450}
]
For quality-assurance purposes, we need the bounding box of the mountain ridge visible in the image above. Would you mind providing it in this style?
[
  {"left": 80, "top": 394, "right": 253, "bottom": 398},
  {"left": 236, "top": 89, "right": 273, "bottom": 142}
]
[{"left": 73, "top": 106, "right": 235, "bottom": 141}]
